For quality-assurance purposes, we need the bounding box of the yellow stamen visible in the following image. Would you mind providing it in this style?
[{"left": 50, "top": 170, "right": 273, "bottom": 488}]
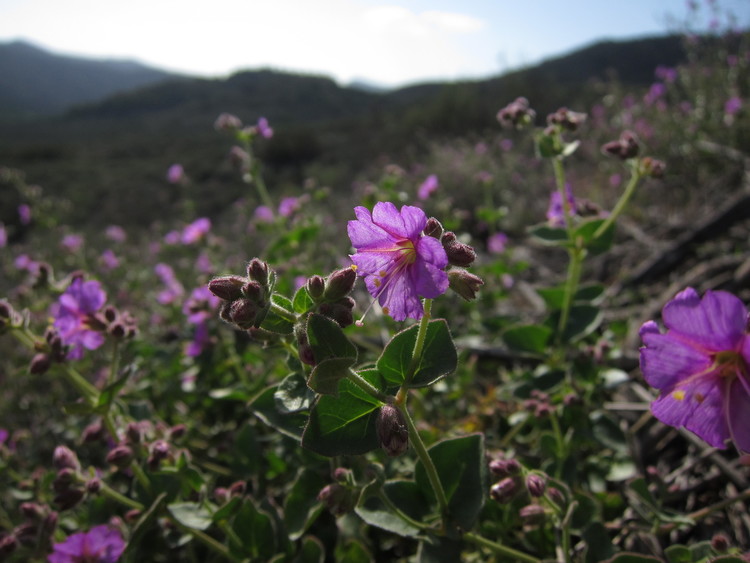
[{"left": 672, "top": 390, "right": 686, "bottom": 401}]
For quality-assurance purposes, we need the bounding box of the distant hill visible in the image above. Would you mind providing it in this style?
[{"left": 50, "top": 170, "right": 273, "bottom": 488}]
[{"left": 0, "top": 40, "right": 179, "bottom": 118}]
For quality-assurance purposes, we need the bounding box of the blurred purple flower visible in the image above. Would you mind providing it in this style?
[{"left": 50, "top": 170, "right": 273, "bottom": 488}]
[
  {"left": 48, "top": 524, "right": 125, "bottom": 563},
  {"left": 18, "top": 204, "right": 31, "bottom": 225},
  {"left": 185, "top": 321, "right": 211, "bottom": 357},
  {"left": 278, "top": 196, "right": 300, "bottom": 218},
  {"left": 475, "top": 170, "right": 493, "bottom": 184},
  {"left": 163, "top": 230, "right": 181, "bottom": 245},
  {"left": 254, "top": 205, "right": 274, "bottom": 222},
  {"left": 644, "top": 83, "right": 666, "bottom": 106},
  {"left": 181, "top": 218, "right": 211, "bottom": 244},
  {"left": 546, "top": 184, "right": 576, "bottom": 227},
  {"left": 100, "top": 250, "right": 119, "bottom": 271},
  {"left": 52, "top": 278, "right": 107, "bottom": 360},
  {"left": 487, "top": 232, "right": 508, "bottom": 254},
  {"left": 655, "top": 65, "right": 678, "bottom": 83},
  {"left": 0, "top": 428, "right": 7, "bottom": 445},
  {"left": 725, "top": 96, "right": 742, "bottom": 116},
  {"left": 417, "top": 174, "right": 439, "bottom": 200},
  {"left": 348, "top": 202, "right": 448, "bottom": 321},
  {"left": 0, "top": 224, "right": 6, "bottom": 248},
  {"left": 15, "top": 254, "right": 36, "bottom": 271},
  {"left": 183, "top": 286, "right": 220, "bottom": 324},
  {"left": 61, "top": 234, "right": 84, "bottom": 253},
  {"left": 154, "top": 263, "right": 184, "bottom": 305},
  {"left": 256, "top": 117, "right": 273, "bottom": 139},
  {"left": 639, "top": 288, "right": 750, "bottom": 452},
  {"left": 167, "top": 164, "right": 185, "bottom": 184},
  {"left": 195, "top": 252, "right": 213, "bottom": 274},
  {"left": 105, "top": 225, "right": 127, "bottom": 243},
  {"left": 499, "top": 138, "right": 514, "bottom": 152}
]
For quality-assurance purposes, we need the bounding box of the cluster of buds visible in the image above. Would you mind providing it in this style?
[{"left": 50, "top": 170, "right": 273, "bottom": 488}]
[
  {"left": 100, "top": 305, "right": 138, "bottom": 341},
  {"left": 317, "top": 482, "right": 356, "bottom": 516},
  {"left": 523, "top": 389, "right": 554, "bottom": 417},
  {"left": 601, "top": 130, "right": 640, "bottom": 160},
  {"left": 305, "top": 266, "right": 358, "bottom": 328},
  {"left": 497, "top": 97, "right": 536, "bottom": 129},
  {"left": 28, "top": 327, "right": 67, "bottom": 375},
  {"left": 423, "top": 218, "right": 485, "bottom": 302},
  {"left": 208, "top": 259, "right": 274, "bottom": 331},
  {"left": 1, "top": 502, "right": 58, "bottom": 557},
  {"left": 375, "top": 404, "right": 409, "bottom": 457},
  {"left": 213, "top": 481, "right": 247, "bottom": 505},
  {"left": 638, "top": 156, "right": 666, "bottom": 179},
  {"left": 51, "top": 446, "right": 86, "bottom": 510},
  {"left": 546, "top": 107, "right": 587, "bottom": 132},
  {"left": 107, "top": 420, "right": 181, "bottom": 473}
]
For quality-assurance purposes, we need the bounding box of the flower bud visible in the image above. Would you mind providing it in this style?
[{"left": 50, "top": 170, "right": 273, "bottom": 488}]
[
  {"left": 208, "top": 276, "right": 246, "bottom": 302},
  {"left": 53, "top": 468, "right": 76, "bottom": 491},
  {"left": 106, "top": 445, "right": 134, "bottom": 468},
  {"left": 526, "top": 474, "right": 547, "bottom": 497},
  {"left": 169, "top": 424, "right": 187, "bottom": 440},
  {"left": 376, "top": 405, "right": 409, "bottom": 457},
  {"left": 546, "top": 486, "right": 566, "bottom": 510},
  {"left": 29, "top": 353, "right": 51, "bottom": 375},
  {"left": 125, "top": 509, "right": 142, "bottom": 523},
  {"left": 448, "top": 269, "right": 484, "bottom": 301},
  {"left": 497, "top": 97, "right": 536, "bottom": 129},
  {"left": 317, "top": 297, "right": 355, "bottom": 328},
  {"left": 227, "top": 299, "right": 259, "bottom": 329},
  {"left": 442, "top": 233, "right": 476, "bottom": 267},
  {"left": 547, "top": 107, "right": 586, "bottom": 131},
  {"left": 126, "top": 422, "right": 143, "bottom": 444},
  {"left": 490, "top": 477, "right": 519, "bottom": 504},
  {"left": 306, "top": 275, "right": 325, "bottom": 301},
  {"left": 333, "top": 467, "right": 351, "bottom": 483},
  {"left": 601, "top": 130, "right": 639, "bottom": 160},
  {"left": 229, "top": 481, "right": 246, "bottom": 497},
  {"left": 323, "top": 267, "right": 357, "bottom": 301},
  {"left": 246, "top": 258, "right": 269, "bottom": 286},
  {"left": 317, "top": 483, "right": 354, "bottom": 516},
  {"left": 214, "top": 112, "right": 243, "bottom": 131},
  {"left": 54, "top": 488, "right": 85, "bottom": 511},
  {"left": 86, "top": 478, "right": 102, "bottom": 494},
  {"left": 0, "top": 533, "right": 18, "bottom": 557},
  {"left": 519, "top": 504, "right": 546, "bottom": 526},
  {"left": 20, "top": 502, "right": 47, "bottom": 521},
  {"left": 53, "top": 446, "right": 80, "bottom": 472},
  {"left": 150, "top": 440, "right": 170, "bottom": 461},
  {"left": 489, "top": 458, "right": 521, "bottom": 478},
  {"left": 424, "top": 217, "right": 443, "bottom": 239},
  {"left": 640, "top": 157, "right": 666, "bottom": 178},
  {"left": 711, "top": 533, "right": 730, "bottom": 553}
]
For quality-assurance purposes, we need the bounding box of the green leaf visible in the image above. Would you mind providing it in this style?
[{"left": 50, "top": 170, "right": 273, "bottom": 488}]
[
  {"left": 259, "top": 294, "right": 295, "bottom": 334},
  {"left": 307, "top": 357, "right": 356, "bottom": 396},
  {"left": 301, "top": 371, "right": 383, "bottom": 456},
  {"left": 293, "top": 285, "right": 315, "bottom": 314},
  {"left": 664, "top": 545, "right": 692, "bottom": 563},
  {"left": 125, "top": 493, "right": 167, "bottom": 557},
  {"left": 575, "top": 218, "right": 615, "bottom": 255},
  {"left": 306, "top": 313, "right": 357, "bottom": 363},
  {"left": 537, "top": 284, "right": 606, "bottom": 309},
  {"left": 415, "top": 434, "right": 487, "bottom": 532},
  {"left": 555, "top": 304, "right": 602, "bottom": 342},
  {"left": 97, "top": 367, "right": 132, "bottom": 409},
  {"left": 605, "top": 555, "right": 662, "bottom": 563},
  {"left": 250, "top": 384, "right": 308, "bottom": 441},
  {"left": 335, "top": 540, "right": 372, "bottom": 563},
  {"left": 376, "top": 319, "right": 457, "bottom": 388},
  {"left": 527, "top": 224, "right": 569, "bottom": 246},
  {"left": 298, "top": 536, "right": 325, "bottom": 563},
  {"left": 284, "top": 468, "right": 326, "bottom": 540},
  {"left": 274, "top": 372, "right": 315, "bottom": 413},
  {"left": 167, "top": 502, "right": 213, "bottom": 531},
  {"left": 417, "top": 535, "right": 465, "bottom": 563},
  {"left": 231, "top": 498, "right": 277, "bottom": 560},
  {"left": 356, "top": 479, "right": 429, "bottom": 537},
  {"left": 582, "top": 522, "right": 614, "bottom": 563},
  {"left": 502, "top": 324, "right": 552, "bottom": 354}
]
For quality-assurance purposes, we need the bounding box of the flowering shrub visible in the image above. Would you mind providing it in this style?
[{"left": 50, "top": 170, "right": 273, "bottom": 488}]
[{"left": 1, "top": 26, "right": 750, "bottom": 563}]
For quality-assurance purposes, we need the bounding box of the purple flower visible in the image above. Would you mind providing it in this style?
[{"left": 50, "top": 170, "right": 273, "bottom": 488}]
[
  {"left": 185, "top": 321, "right": 211, "bottom": 357},
  {"left": 348, "top": 202, "right": 448, "bottom": 321},
  {"left": 18, "top": 204, "right": 31, "bottom": 225},
  {"left": 725, "top": 96, "right": 742, "bottom": 116},
  {"left": 417, "top": 174, "right": 439, "bottom": 200},
  {"left": 254, "top": 205, "right": 274, "bottom": 222},
  {"left": 639, "top": 288, "right": 750, "bottom": 451},
  {"left": 61, "top": 234, "right": 84, "bottom": 253},
  {"left": 256, "top": 117, "right": 273, "bottom": 139},
  {"left": 0, "top": 223, "right": 6, "bottom": 248},
  {"left": 181, "top": 218, "right": 211, "bottom": 244},
  {"left": 546, "top": 184, "right": 576, "bottom": 227},
  {"left": 487, "top": 232, "right": 508, "bottom": 254},
  {"left": 167, "top": 164, "right": 185, "bottom": 184},
  {"left": 52, "top": 279, "right": 107, "bottom": 360},
  {"left": 100, "top": 250, "right": 119, "bottom": 271},
  {"left": 154, "top": 263, "right": 184, "bottom": 305},
  {"left": 104, "top": 225, "right": 126, "bottom": 243},
  {"left": 278, "top": 196, "right": 300, "bottom": 218},
  {"left": 48, "top": 524, "right": 125, "bottom": 563}
]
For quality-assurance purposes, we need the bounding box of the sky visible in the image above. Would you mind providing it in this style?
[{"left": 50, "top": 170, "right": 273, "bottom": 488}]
[{"left": 1, "top": 0, "right": 749, "bottom": 88}]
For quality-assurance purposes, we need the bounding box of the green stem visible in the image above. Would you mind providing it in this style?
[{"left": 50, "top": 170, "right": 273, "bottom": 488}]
[
  {"left": 593, "top": 166, "right": 642, "bottom": 240},
  {"left": 396, "top": 299, "right": 432, "bottom": 404},
  {"left": 346, "top": 369, "right": 392, "bottom": 404},
  {"left": 172, "top": 519, "right": 235, "bottom": 562},
  {"left": 552, "top": 157, "right": 573, "bottom": 235},
  {"left": 548, "top": 410, "right": 566, "bottom": 480},
  {"left": 98, "top": 481, "right": 144, "bottom": 511},
  {"left": 398, "top": 404, "right": 448, "bottom": 521},
  {"left": 109, "top": 340, "right": 120, "bottom": 386},
  {"left": 62, "top": 366, "right": 100, "bottom": 404},
  {"left": 463, "top": 531, "right": 541, "bottom": 563},
  {"left": 555, "top": 247, "right": 585, "bottom": 348},
  {"left": 378, "top": 490, "right": 432, "bottom": 532},
  {"left": 269, "top": 301, "right": 297, "bottom": 323}
]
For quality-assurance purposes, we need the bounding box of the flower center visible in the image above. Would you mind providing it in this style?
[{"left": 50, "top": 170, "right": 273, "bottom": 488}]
[
  {"left": 396, "top": 239, "right": 416, "bottom": 265},
  {"left": 713, "top": 350, "right": 748, "bottom": 379}
]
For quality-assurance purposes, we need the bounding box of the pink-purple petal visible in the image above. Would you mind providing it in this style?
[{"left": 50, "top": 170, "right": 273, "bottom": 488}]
[
  {"left": 662, "top": 289, "right": 746, "bottom": 351},
  {"left": 639, "top": 330, "right": 711, "bottom": 390},
  {"left": 727, "top": 376, "right": 750, "bottom": 452}
]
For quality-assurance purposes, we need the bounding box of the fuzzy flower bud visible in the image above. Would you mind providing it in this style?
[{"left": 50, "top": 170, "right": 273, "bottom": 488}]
[
  {"left": 519, "top": 504, "right": 546, "bottom": 526},
  {"left": 208, "top": 276, "right": 246, "bottom": 301},
  {"left": 546, "top": 487, "right": 566, "bottom": 510},
  {"left": 225, "top": 299, "right": 259, "bottom": 330},
  {"left": 424, "top": 217, "right": 444, "bottom": 239},
  {"left": 106, "top": 445, "right": 134, "bottom": 468},
  {"left": 602, "top": 130, "right": 639, "bottom": 160},
  {"left": 497, "top": 97, "right": 536, "bottom": 129},
  {"left": 29, "top": 353, "right": 51, "bottom": 375},
  {"left": 526, "top": 474, "right": 547, "bottom": 497},
  {"left": 376, "top": 405, "right": 409, "bottom": 457},
  {"left": 442, "top": 232, "right": 476, "bottom": 267},
  {"left": 490, "top": 477, "right": 519, "bottom": 504},
  {"left": 489, "top": 458, "right": 521, "bottom": 478},
  {"left": 317, "top": 483, "right": 354, "bottom": 516},
  {"left": 306, "top": 275, "right": 325, "bottom": 301},
  {"left": 246, "top": 258, "right": 269, "bottom": 286},
  {"left": 324, "top": 267, "right": 357, "bottom": 301},
  {"left": 86, "top": 478, "right": 102, "bottom": 494},
  {"left": 317, "top": 297, "right": 355, "bottom": 328},
  {"left": 547, "top": 107, "right": 586, "bottom": 131},
  {"left": 53, "top": 446, "right": 80, "bottom": 472},
  {"left": 54, "top": 488, "right": 85, "bottom": 511},
  {"left": 640, "top": 157, "right": 666, "bottom": 178},
  {"left": 448, "top": 269, "right": 484, "bottom": 301}
]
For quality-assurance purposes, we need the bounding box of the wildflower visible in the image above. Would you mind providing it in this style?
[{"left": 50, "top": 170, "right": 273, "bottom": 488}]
[
  {"left": 181, "top": 218, "right": 211, "bottom": 244},
  {"left": 724, "top": 96, "right": 742, "bottom": 116},
  {"left": 278, "top": 196, "right": 300, "bottom": 218},
  {"left": 375, "top": 405, "right": 409, "bottom": 457},
  {"left": 639, "top": 288, "right": 750, "bottom": 452},
  {"left": 61, "top": 234, "right": 83, "bottom": 253},
  {"left": 214, "top": 112, "right": 242, "bottom": 131},
  {"left": 99, "top": 250, "right": 119, "bottom": 271},
  {"left": 256, "top": 117, "right": 273, "bottom": 139},
  {"left": 347, "top": 202, "right": 448, "bottom": 321},
  {"left": 48, "top": 525, "right": 125, "bottom": 563},
  {"left": 18, "top": 203, "right": 31, "bottom": 225},
  {"left": 487, "top": 232, "right": 508, "bottom": 254},
  {"left": 546, "top": 184, "right": 576, "bottom": 227},
  {"left": 254, "top": 205, "right": 274, "bottom": 222},
  {"left": 154, "top": 263, "right": 184, "bottom": 305},
  {"left": 104, "top": 225, "right": 126, "bottom": 243},
  {"left": 52, "top": 279, "right": 107, "bottom": 360},
  {"left": 497, "top": 97, "right": 536, "bottom": 128},
  {"left": 417, "top": 174, "right": 438, "bottom": 200},
  {"left": 166, "top": 164, "right": 184, "bottom": 184},
  {"left": 0, "top": 223, "right": 6, "bottom": 248}
]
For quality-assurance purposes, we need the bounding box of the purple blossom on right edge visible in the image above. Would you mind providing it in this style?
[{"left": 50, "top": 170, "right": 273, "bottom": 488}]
[
  {"left": 48, "top": 524, "right": 125, "bottom": 563},
  {"left": 639, "top": 287, "right": 750, "bottom": 452}
]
